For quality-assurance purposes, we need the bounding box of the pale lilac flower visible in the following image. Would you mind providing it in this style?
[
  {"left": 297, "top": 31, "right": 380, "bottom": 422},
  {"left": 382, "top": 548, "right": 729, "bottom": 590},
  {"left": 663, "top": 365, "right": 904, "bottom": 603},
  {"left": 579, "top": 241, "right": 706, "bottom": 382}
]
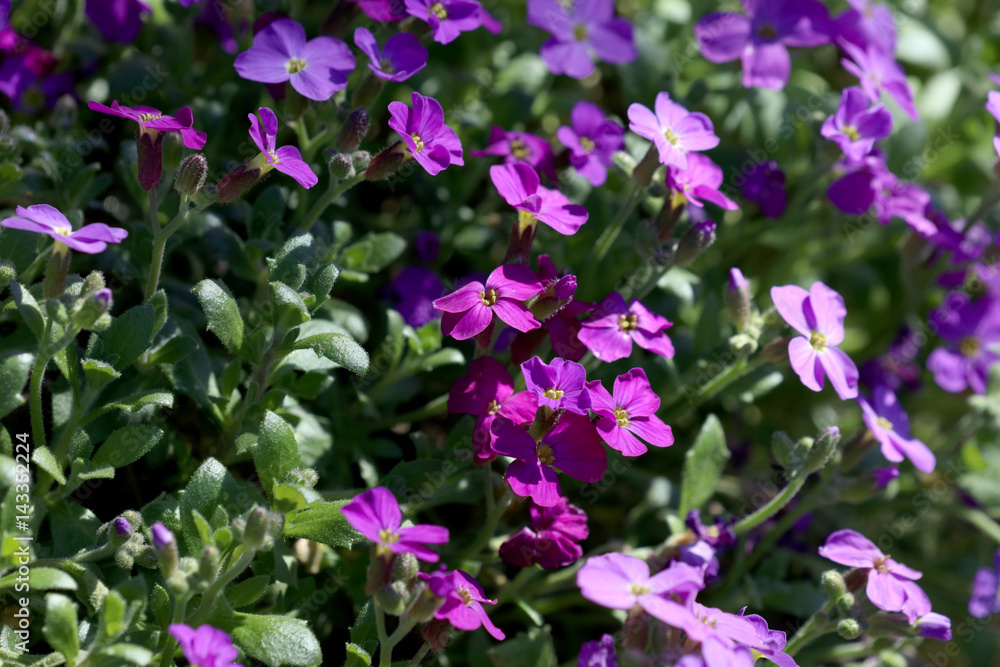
[
  {"left": 247, "top": 107, "right": 318, "bottom": 189},
  {"left": 169, "top": 624, "right": 243, "bottom": 667},
  {"left": 423, "top": 568, "right": 505, "bottom": 640},
  {"left": 86, "top": 0, "right": 151, "bottom": 43},
  {"left": 841, "top": 42, "right": 918, "bottom": 120},
  {"left": 1, "top": 205, "right": 127, "bottom": 254},
  {"left": 628, "top": 92, "right": 719, "bottom": 169},
  {"left": 388, "top": 92, "right": 464, "bottom": 176},
  {"left": 405, "top": 0, "right": 484, "bottom": 44},
  {"left": 577, "top": 554, "right": 704, "bottom": 615},
  {"left": 433, "top": 265, "right": 542, "bottom": 340},
  {"left": 741, "top": 160, "right": 786, "bottom": 218},
  {"left": 341, "top": 487, "right": 449, "bottom": 562},
  {"left": 353, "top": 27, "right": 427, "bottom": 82},
  {"left": 857, "top": 386, "right": 935, "bottom": 473},
  {"left": 771, "top": 282, "right": 859, "bottom": 399},
  {"left": 578, "top": 292, "right": 675, "bottom": 362},
  {"left": 820, "top": 87, "right": 893, "bottom": 162},
  {"left": 665, "top": 154, "right": 739, "bottom": 210},
  {"left": 557, "top": 101, "right": 625, "bottom": 186},
  {"left": 987, "top": 91, "right": 1000, "bottom": 158},
  {"left": 472, "top": 127, "right": 556, "bottom": 179},
  {"left": 586, "top": 368, "right": 673, "bottom": 456},
  {"left": 926, "top": 296, "right": 1000, "bottom": 395},
  {"left": 499, "top": 498, "right": 589, "bottom": 569},
  {"left": 491, "top": 163, "right": 588, "bottom": 235},
  {"left": 526, "top": 0, "right": 637, "bottom": 79},
  {"left": 832, "top": 0, "right": 896, "bottom": 54},
  {"left": 968, "top": 549, "right": 1000, "bottom": 617},
  {"left": 521, "top": 356, "right": 591, "bottom": 414},
  {"left": 578, "top": 634, "right": 618, "bottom": 667}
]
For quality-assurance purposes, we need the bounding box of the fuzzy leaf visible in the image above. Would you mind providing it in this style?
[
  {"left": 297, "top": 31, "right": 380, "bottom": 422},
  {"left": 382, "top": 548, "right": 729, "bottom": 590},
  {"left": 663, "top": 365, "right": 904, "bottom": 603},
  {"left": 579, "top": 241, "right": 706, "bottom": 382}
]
[
  {"left": 291, "top": 333, "right": 369, "bottom": 376},
  {"left": 219, "top": 613, "right": 322, "bottom": 667},
  {"left": 43, "top": 593, "right": 79, "bottom": 664},
  {"left": 192, "top": 279, "right": 244, "bottom": 354},
  {"left": 0, "top": 352, "right": 33, "bottom": 420},
  {"left": 283, "top": 500, "right": 361, "bottom": 549},
  {"left": 90, "top": 425, "right": 164, "bottom": 470},
  {"left": 679, "top": 414, "right": 730, "bottom": 516}
]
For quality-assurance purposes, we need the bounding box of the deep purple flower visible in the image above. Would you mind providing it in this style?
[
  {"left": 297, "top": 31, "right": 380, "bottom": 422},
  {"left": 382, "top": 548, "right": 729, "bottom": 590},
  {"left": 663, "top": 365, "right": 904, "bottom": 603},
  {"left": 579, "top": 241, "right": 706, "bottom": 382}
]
[
  {"left": 87, "top": 101, "right": 207, "bottom": 150},
  {"left": 859, "top": 328, "right": 922, "bottom": 392},
  {"left": 927, "top": 296, "right": 1000, "bottom": 395},
  {"left": 841, "top": 42, "right": 918, "bottom": 121},
  {"left": 969, "top": 549, "right": 1000, "bottom": 618},
  {"left": 857, "top": 386, "right": 935, "bottom": 473},
  {"left": 526, "top": 0, "right": 637, "bottom": 79},
  {"left": 521, "top": 356, "right": 591, "bottom": 414},
  {"left": 499, "top": 498, "right": 589, "bottom": 569},
  {"left": 988, "top": 91, "right": 1000, "bottom": 158},
  {"left": 686, "top": 510, "right": 736, "bottom": 549},
  {"left": 628, "top": 92, "right": 719, "bottom": 169},
  {"left": 415, "top": 231, "right": 439, "bottom": 263},
  {"left": 1, "top": 205, "right": 128, "bottom": 254},
  {"left": 586, "top": 368, "right": 673, "bottom": 456},
  {"left": 827, "top": 157, "right": 934, "bottom": 235},
  {"left": 578, "top": 292, "right": 675, "bottom": 362},
  {"left": 388, "top": 92, "right": 464, "bottom": 176},
  {"left": 694, "top": 0, "right": 831, "bottom": 90},
  {"left": 358, "top": 0, "right": 408, "bottom": 21},
  {"left": 819, "top": 529, "right": 931, "bottom": 623},
  {"left": 86, "top": 0, "right": 151, "bottom": 43},
  {"left": 393, "top": 266, "right": 446, "bottom": 327},
  {"left": 353, "top": 27, "right": 427, "bottom": 82},
  {"left": 665, "top": 154, "right": 739, "bottom": 210},
  {"left": 341, "top": 486, "right": 449, "bottom": 562},
  {"left": 491, "top": 412, "right": 606, "bottom": 507},
  {"left": 579, "top": 634, "right": 618, "bottom": 667},
  {"left": 832, "top": 0, "right": 896, "bottom": 54},
  {"left": 741, "top": 160, "right": 786, "bottom": 218},
  {"left": 873, "top": 466, "right": 900, "bottom": 488},
  {"left": 247, "top": 107, "right": 318, "bottom": 189},
  {"left": 405, "top": 0, "right": 484, "bottom": 44},
  {"left": 0, "top": 1, "right": 8, "bottom": 31},
  {"left": 771, "top": 282, "right": 859, "bottom": 399},
  {"left": 916, "top": 613, "right": 952, "bottom": 641},
  {"left": 423, "top": 568, "right": 505, "bottom": 640},
  {"left": 491, "top": 163, "right": 588, "bottom": 235},
  {"left": 472, "top": 127, "right": 557, "bottom": 179},
  {"left": 114, "top": 517, "right": 132, "bottom": 536},
  {"left": 169, "top": 625, "right": 243, "bottom": 667},
  {"left": 433, "top": 265, "right": 542, "bottom": 340},
  {"left": 820, "top": 87, "right": 893, "bottom": 162},
  {"left": 151, "top": 523, "right": 174, "bottom": 549},
  {"left": 557, "top": 101, "right": 624, "bottom": 187},
  {"left": 577, "top": 554, "right": 704, "bottom": 616}
]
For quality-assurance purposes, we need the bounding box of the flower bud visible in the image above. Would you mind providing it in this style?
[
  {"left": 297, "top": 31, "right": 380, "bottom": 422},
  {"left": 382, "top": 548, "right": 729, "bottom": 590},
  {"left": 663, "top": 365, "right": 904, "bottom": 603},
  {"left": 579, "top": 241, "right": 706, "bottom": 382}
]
[
  {"left": 193, "top": 183, "right": 219, "bottom": 207},
  {"left": 326, "top": 150, "right": 355, "bottom": 180},
  {"left": 73, "top": 288, "right": 113, "bottom": 330},
  {"left": 337, "top": 109, "right": 370, "bottom": 151},
  {"left": 217, "top": 163, "right": 262, "bottom": 203},
  {"left": 376, "top": 582, "right": 408, "bottom": 616},
  {"left": 726, "top": 268, "right": 751, "bottom": 331},
  {"left": 632, "top": 147, "right": 659, "bottom": 187},
  {"left": 820, "top": 570, "right": 847, "bottom": 599},
  {"left": 406, "top": 584, "right": 443, "bottom": 623},
  {"left": 674, "top": 220, "right": 717, "bottom": 266},
  {"left": 243, "top": 507, "right": 270, "bottom": 550},
  {"left": 837, "top": 618, "right": 860, "bottom": 640},
  {"left": 83, "top": 271, "right": 106, "bottom": 294},
  {"left": 352, "top": 150, "right": 371, "bottom": 173},
  {"left": 843, "top": 566, "right": 868, "bottom": 592},
  {"left": 762, "top": 337, "right": 792, "bottom": 365},
  {"left": 391, "top": 551, "right": 419, "bottom": 585},
  {"left": 137, "top": 129, "right": 164, "bottom": 191},
  {"left": 365, "top": 553, "right": 392, "bottom": 596},
  {"left": 351, "top": 73, "right": 385, "bottom": 110},
  {"left": 611, "top": 150, "right": 636, "bottom": 176},
  {"left": 115, "top": 550, "right": 135, "bottom": 570},
  {"left": 199, "top": 545, "right": 220, "bottom": 582},
  {"left": 0, "top": 258, "right": 16, "bottom": 284},
  {"left": 114, "top": 516, "right": 132, "bottom": 537},
  {"left": 771, "top": 431, "right": 796, "bottom": 468},
  {"left": 836, "top": 591, "right": 856, "bottom": 614},
  {"left": 151, "top": 523, "right": 178, "bottom": 577},
  {"left": 804, "top": 426, "right": 840, "bottom": 474},
  {"left": 175, "top": 154, "right": 208, "bottom": 195},
  {"left": 421, "top": 618, "right": 453, "bottom": 652},
  {"left": 876, "top": 650, "right": 907, "bottom": 667},
  {"left": 530, "top": 275, "right": 577, "bottom": 322},
  {"left": 365, "top": 143, "right": 408, "bottom": 181}
]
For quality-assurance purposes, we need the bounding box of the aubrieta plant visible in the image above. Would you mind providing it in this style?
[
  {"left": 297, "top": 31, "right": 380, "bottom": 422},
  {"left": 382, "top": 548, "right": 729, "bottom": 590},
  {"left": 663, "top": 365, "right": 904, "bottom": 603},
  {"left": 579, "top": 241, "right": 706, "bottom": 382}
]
[{"left": 3, "top": 1, "right": 1000, "bottom": 666}]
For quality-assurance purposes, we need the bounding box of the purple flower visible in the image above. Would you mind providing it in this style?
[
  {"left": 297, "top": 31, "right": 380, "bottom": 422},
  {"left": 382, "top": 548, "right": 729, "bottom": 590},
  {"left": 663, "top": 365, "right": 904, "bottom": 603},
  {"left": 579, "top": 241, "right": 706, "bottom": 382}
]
[
  {"left": 87, "top": 101, "right": 207, "bottom": 150},
  {"left": 988, "top": 91, "right": 1000, "bottom": 158},
  {"left": 577, "top": 554, "right": 704, "bottom": 616},
  {"left": 405, "top": 0, "right": 484, "bottom": 45},
  {"left": 578, "top": 634, "right": 618, "bottom": 667},
  {"left": 628, "top": 92, "right": 719, "bottom": 169},
  {"left": 665, "top": 154, "right": 739, "bottom": 210},
  {"left": 557, "top": 101, "right": 625, "bottom": 187},
  {"left": 586, "top": 368, "right": 674, "bottom": 456},
  {"left": 819, "top": 529, "right": 931, "bottom": 623},
  {"left": 873, "top": 466, "right": 900, "bottom": 488},
  {"left": 491, "top": 163, "right": 588, "bottom": 236},
  {"left": 388, "top": 91, "right": 464, "bottom": 176},
  {"left": 393, "top": 266, "right": 445, "bottom": 327},
  {"left": 169, "top": 625, "right": 243, "bottom": 667},
  {"left": 0, "top": 1, "right": 8, "bottom": 31},
  {"left": 832, "top": 0, "right": 896, "bottom": 54},
  {"left": 416, "top": 230, "right": 439, "bottom": 263},
  {"left": 114, "top": 517, "right": 132, "bottom": 536},
  {"left": 520, "top": 356, "right": 591, "bottom": 415},
  {"left": 841, "top": 42, "right": 918, "bottom": 121},
  {"left": 694, "top": 0, "right": 831, "bottom": 90},
  {"left": 353, "top": 27, "right": 427, "bottom": 82},
  {"left": 578, "top": 292, "right": 675, "bottom": 362},
  {"left": 827, "top": 157, "right": 935, "bottom": 235},
  {"left": 859, "top": 328, "right": 922, "bottom": 392},
  {"left": 151, "top": 522, "right": 174, "bottom": 549},
  {"left": 915, "top": 613, "right": 952, "bottom": 641},
  {"left": 491, "top": 413, "right": 606, "bottom": 507},
  {"left": 247, "top": 107, "right": 318, "bottom": 189},
  {"left": 358, "top": 0, "right": 408, "bottom": 21},
  {"left": 771, "top": 282, "right": 859, "bottom": 399},
  {"left": 820, "top": 87, "right": 893, "bottom": 162},
  {"left": 969, "top": 549, "right": 1000, "bottom": 618},
  {"left": 926, "top": 296, "right": 1000, "bottom": 395},
  {"left": 472, "top": 127, "right": 557, "bottom": 179},
  {"left": 857, "top": 386, "right": 935, "bottom": 473},
  {"left": 86, "top": 0, "right": 151, "bottom": 43},
  {"left": 433, "top": 265, "right": 542, "bottom": 340},
  {"left": 340, "top": 486, "right": 449, "bottom": 562},
  {"left": 234, "top": 18, "right": 354, "bottom": 101},
  {"left": 1, "top": 205, "right": 128, "bottom": 255},
  {"left": 499, "top": 498, "right": 589, "bottom": 569},
  {"left": 741, "top": 160, "right": 786, "bottom": 218},
  {"left": 423, "top": 568, "right": 505, "bottom": 640},
  {"left": 195, "top": 1, "right": 243, "bottom": 55},
  {"left": 526, "top": 0, "right": 637, "bottom": 79}
]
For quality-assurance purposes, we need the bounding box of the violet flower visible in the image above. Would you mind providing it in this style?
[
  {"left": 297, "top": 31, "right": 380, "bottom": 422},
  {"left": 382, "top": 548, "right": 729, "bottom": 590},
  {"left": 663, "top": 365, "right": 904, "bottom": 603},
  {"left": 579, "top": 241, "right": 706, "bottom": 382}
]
[
  {"left": 557, "top": 101, "right": 625, "bottom": 187},
  {"left": 741, "top": 160, "right": 786, "bottom": 218},
  {"left": 665, "top": 154, "right": 739, "bottom": 210},
  {"left": 521, "top": 356, "right": 591, "bottom": 415},
  {"left": 873, "top": 466, "right": 900, "bottom": 488},
  {"left": 832, "top": 0, "right": 896, "bottom": 54},
  {"left": 151, "top": 523, "right": 174, "bottom": 549},
  {"left": 491, "top": 163, "right": 588, "bottom": 235},
  {"left": 433, "top": 264, "right": 542, "bottom": 340},
  {"left": 247, "top": 107, "right": 318, "bottom": 189},
  {"left": 827, "top": 157, "right": 935, "bottom": 235},
  {"left": 628, "top": 92, "right": 719, "bottom": 169},
  {"left": 423, "top": 568, "right": 505, "bottom": 640},
  {"left": 0, "top": 1, "right": 8, "bottom": 31},
  {"left": 353, "top": 27, "right": 427, "bottom": 82},
  {"left": 859, "top": 328, "right": 922, "bottom": 392},
  {"left": 819, "top": 529, "right": 932, "bottom": 622},
  {"left": 578, "top": 634, "right": 618, "bottom": 667},
  {"left": 340, "top": 486, "right": 449, "bottom": 562},
  {"left": 820, "top": 87, "right": 893, "bottom": 162},
  {"left": 87, "top": 100, "right": 207, "bottom": 150},
  {"left": 969, "top": 549, "right": 1000, "bottom": 617},
  {"left": 926, "top": 296, "right": 1000, "bottom": 395},
  {"left": 988, "top": 91, "right": 1000, "bottom": 158},
  {"left": 576, "top": 553, "right": 704, "bottom": 617},
  {"left": 694, "top": 0, "right": 831, "bottom": 90},
  {"left": 586, "top": 368, "right": 674, "bottom": 456},
  {"left": 526, "top": 0, "right": 637, "bottom": 79},
  {"left": 499, "top": 498, "right": 589, "bottom": 569},
  {"left": 915, "top": 613, "right": 952, "bottom": 641},
  {"left": 857, "top": 386, "right": 935, "bottom": 473},
  {"left": 771, "top": 281, "right": 859, "bottom": 399},
  {"left": 1, "top": 205, "right": 128, "bottom": 254},
  {"left": 169, "top": 625, "right": 243, "bottom": 667},
  {"left": 86, "top": 0, "right": 151, "bottom": 43},
  {"left": 358, "top": 0, "right": 408, "bottom": 21},
  {"left": 114, "top": 517, "right": 132, "bottom": 536},
  {"left": 472, "top": 127, "right": 557, "bottom": 179},
  {"left": 491, "top": 413, "right": 606, "bottom": 507},
  {"left": 393, "top": 266, "right": 445, "bottom": 328},
  {"left": 405, "top": 0, "right": 485, "bottom": 44},
  {"left": 578, "top": 292, "right": 675, "bottom": 362},
  {"left": 841, "top": 42, "right": 918, "bottom": 121},
  {"left": 388, "top": 91, "right": 464, "bottom": 176}
]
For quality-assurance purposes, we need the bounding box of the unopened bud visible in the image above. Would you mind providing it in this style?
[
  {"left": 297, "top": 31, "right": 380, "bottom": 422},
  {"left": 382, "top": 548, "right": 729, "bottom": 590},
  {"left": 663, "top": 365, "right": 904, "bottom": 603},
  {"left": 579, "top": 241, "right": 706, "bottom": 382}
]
[
  {"left": 137, "top": 129, "right": 164, "bottom": 191},
  {"left": 771, "top": 432, "right": 796, "bottom": 468},
  {"left": 376, "top": 582, "right": 407, "bottom": 616},
  {"left": 0, "top": 258, "right": 15, "bottom": 284},
  {"left": 726, "top": 268, "right": 751, "bottom": 331},
  {"left": 391, "top": 551, "right": 419, "bottom": 584},
  {"left": 326, "top": 151, "right": 355, "bottom": 179},
  {"left": 217, "top": 163, "right": 262, "bottom": 203},
  {"left": 365, "top": 143, "right": 409, "bottom": 181},
  {"left": 530, "top": 275, "right": 577, "bottom": 322},
  {"left": 804, "top": 426, "right": 840, "bottom": 474},
  {"left": 820, "top": 570, "right": 847, "bottom": 599},
  {"left": 73, "top": 287, "right": 113, "bottom": 329},
  {"left": 836, "top": 592, "right": 856, "bottom": 614},
  {"left": 199, "top": 545, "right": 220, "bottom": 582},
  {"left": 151, "top": 523, "right": 178, "bottom": 577},
  {"left": 83, "top": 271, "right": 106, "bottom": 294},
  {"left": 243, "top": 507, "right": 270, "bottom": 550},
  {"left": 843, "top": 567, "right": 868, "bottom": 593},
  {"left": 674, "top": 220, "right": 717, "bottom": 266},
  {"left": 365, "top": 554, "right": 393, "bottom": 596},
  {"left": 351, "top": 73, "right": 385, "bottom": 109},
  {"left": 337, "top": 109, "right": 370, "bottom": 151},
  {"left": 632, "top": 147, "right": 659, "bottom": 187},
  {"left": 176, "top": 154, "right": 208, "bottom": 195},
  {"left": 406, "top": 584, "right": 443, "bottom": 623},
  {"left": 352, "top": 150, "right": 371, "bottom": 172},
  {"left": 837, "top": 618, "right": 860, "bottom": 640},
  {"left": 421, "top": 618, "right": 453, "bottom": 652},
  {"left": 762, "top": 337, "right": 792, "bottom": 365},
  {"left": 612, "top": 150, "right": 636, "bottom": 176},
  {"left": 193, "top": 183, "right": 219, "bottom": 207}
]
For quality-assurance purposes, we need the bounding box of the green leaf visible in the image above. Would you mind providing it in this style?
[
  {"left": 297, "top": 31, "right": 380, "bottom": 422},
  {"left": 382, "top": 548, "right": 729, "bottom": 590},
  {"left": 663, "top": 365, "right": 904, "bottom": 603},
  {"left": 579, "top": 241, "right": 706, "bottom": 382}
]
[
  {"left": 267, "top": 233, "right": 315, "bottom": 290},
  {"left": 99, "top": 643, "right": 153, "bottom": 665},
  {"left": 43, "top": 593, "right": 78, "bottom": 664},
  {"left": 82, "top": 391, "right": 174, "bottom": 425},
  {"left": 270, "top": 281, "right": 310, "bottom": 329},
  {"left": 349, "top": 600, "right": 378, "bottom": 656},
  {"left": 227, "top": 574, "right": 270, "bottom": 608},
  {"left": 678, "top": 414, "right": 730, "bottom": 516},
  {"left": 255, "top": 411, "right": 300, "bottom": 495},
  {"left": 283, "top": 500, "right": 361, "bottom": 549},
  {"left": 218, "top": 613, "right": 322, "bottom": 667},
  {"left": 179, "top": 458, "right": 256, "bottom": 553},
  {"left": 343, "top": 643, "right": 371, "bottom": 667},
  {"left": 0, "top": 567, "right": 77, "bottom": 591},
  {"left": 0, "top": 352, "right": 33, "bottom": 420},
  {"left": 32, "top": 446, "right": 66, "bottom": 485},
  {"left": 340, "top": 232, "right": 406, "bottom": 274},
  {"left": 10, "top": 281, "right": 44, "bottom": 338},
  {"left": 0, "top": 228, "right": 41, "bottom": 273},
  {"left": 90, "top": 425, "right": 164, "bottom": 469},
  {"left": 81, "top": 358, "right": 120, "bottom": 392},
  {"left": 291, "top": 333, "right": 369, "bottom": 376},
  {"left": 487, "top": 625, "right": 558, "bottom": 667},
  {"left": 151, "top": 585, "right": 170, "bottom": 629},
  {"left": 149, "top": 289, "right": 169, "bottom": 341},
  {"left": 99, "top": 590, "right": 126, "bottom": 641},
  {"left": 102, "top": 304, "right": 156, "bottom": 371},
  {"left": 309, "top": 264, "right": 339, "bottom": 308},
  {"left": 192, "top": 279, "right": 244, "bottom": 354}
]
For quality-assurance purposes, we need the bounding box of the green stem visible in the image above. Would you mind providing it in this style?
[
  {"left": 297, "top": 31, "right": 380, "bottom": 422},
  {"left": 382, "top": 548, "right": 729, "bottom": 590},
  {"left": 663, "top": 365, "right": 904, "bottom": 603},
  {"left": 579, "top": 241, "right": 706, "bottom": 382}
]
[
  {"left": 591, "top": 182, "right": 642, "bottom": 265},
  {"left": 661, "top": 356, "right": 764, "bottom": 424},
  {"left": 457, "top": 490, "right": 514, "bottom": 562},
  {"left": 946, "top": 505, "right": 1000, "bottom": 545},
  {"left": 374, "top": 600, "right": 418, "bottom": 667},
  {"left": 405, "top": 642, "right": 431, "bottom": 667},
  {"left": 372, "top": 393, "right": 449, "bottom": 430},
  {"left": 157, "top": 592, "right": 191, "bottom": 667},
  {"left": 733, "top": 473, "right": 807, "bottom": 537},
  {"left": 17, "top": 245, "right": 51, "bottom": 284},
  {"left": 186, "top": 548, "right": 256, "bottom": 625},
  {"left": 149, "top": 188, "right": 161, "bottom": 235},
  {"left": 497, "top": 566, "right": 538, "bottom": 605},
  {"left": 29, "top": 349, "right": 51, "bottom": 454},
  {"left": 298, "top": 172, "right": 365, "bottom": 230},
  {"left": 783, "top": 601, "right": 835, "bottom": 656},
  {"left": 144, "top": 202, "right": 208, "bottom": 303}
]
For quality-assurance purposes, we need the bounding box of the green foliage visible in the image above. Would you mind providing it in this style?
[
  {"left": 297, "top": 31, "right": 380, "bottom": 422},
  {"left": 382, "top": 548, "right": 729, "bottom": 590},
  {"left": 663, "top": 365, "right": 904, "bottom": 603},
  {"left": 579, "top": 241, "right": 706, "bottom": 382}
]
[
  {"left": 193, "top": 279, "right": 245, "bottom": 354},
  {"left": 679, "top": 414, "right": 730, "bottom": 516}
]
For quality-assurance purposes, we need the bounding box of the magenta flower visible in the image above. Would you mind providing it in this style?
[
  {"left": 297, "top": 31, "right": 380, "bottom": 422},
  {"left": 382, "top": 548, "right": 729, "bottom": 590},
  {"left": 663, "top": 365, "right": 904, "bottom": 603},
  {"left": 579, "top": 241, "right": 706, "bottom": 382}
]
[
  {"left": 841, "top": 42, "right": 918, "bottom": 121},
  {"left": 694, "top": 0, "right": 831, "bottom": 90},
  {"left": 820, "top": 87, "right": 893, "bottom": 161},
  {"left": 86, "top": 0, "right": 151, "bottom": 43},
  {"left": 433, "top": 265, "right": 542, "bottom": 340},
  {"left": 819, "top": 529, "right": 931, "bottom": 623},
  {"left": 578, "top": 634, "right": 618, "bottom": 667},
  {"left": 770, "top": 282, "right": 859, "bottom": 399},
  {"left": 341, "top": 486, "right": 449, "bottom": 562},
  {"left": 168, "top": 625, "right": 243, "bottom": 667},
  {"left": 246, "top": 107, "right": 318, "bottom": 189},
  {"left": 388, "top": 92, "right": 464, "bottom": 176},
  {"left": 520, "top": 356, "right": 591, "bottom": 415},
  {"left": 832, "top": 0, "right": 896, "bottom": 54},
  {"left": 526, "top": 0, "right": 637, "bottom": 79},
  {"left": 741, "top": 160, "right": 787, "bottom": 218},
  {"left": 969, "top": 549, "right": 1000, "bottom": 618},
  {"left": 587, "top": 368, "right": 674, "bottom": 456},
  {"left": 423, "top": 568, "right": 505, "bottom": 640},
  {"left": 358, "top": 0, "right": 408, "bottom": 21},
  {"left": 577, "top": 554, "right": 704, "bottom": 616},
  {"left": 472, "top": 127, "right": 557, "bottom": 179},
  {"left": 87, "top": 101, "right": 207, "bottom": 150},
  {"left": 557, "top": 101, "right": 625, "bottom": 187},
  {"left": 491, "top": 163, "right": 588, "bottom": 235},
  {"left": 857, "top": 386, "right": 935, "bottom": 473},
  {"left": 491, "top": 413, "right": 606, "bottom": 507},
  {"left": 353, "top": 27, "right": 427, "bottom": 82},
  {"left": 578, "top": 292, "right": 675, "bottom": 362},
  {"left": 234, "top": 18, "right": 354, "bottom": 101},
  {"left": 665, "top": 154, "right": 739, "bottom": 210},
  {"left": 405, "top": 0, "right": 484, "bottom": 44},
  {"left": 987, "top": 91, "right": 1000, "bottom": 158},
  {"left": 926, "top": 296, "right": 1000, "bottom": 395},
  {"left": 628, "top": 92, "right": 719, "bottom": 169},
  {"left": 499, "top": 498, "right": 589, "bottom": 569},
  {"left": 1, "top": 205, "right": 127, "bottom": 254}
]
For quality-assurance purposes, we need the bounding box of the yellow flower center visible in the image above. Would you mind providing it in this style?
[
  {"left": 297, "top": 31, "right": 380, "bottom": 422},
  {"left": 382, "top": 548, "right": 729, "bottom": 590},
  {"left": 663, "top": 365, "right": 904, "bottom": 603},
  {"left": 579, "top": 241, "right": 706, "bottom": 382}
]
[
  {"left": 537, "top": 444, "right": 555, "bottom": 465},
  {"left": 961, "top": 336, "right": 980, "bottom": 357},
  {"left": 629, "top": 583, "right": 650, "bottom": 596},
  {"left": 411, "top": 133, "right": 426, "bottom": 153},
  {"left": 286, "top": 58, "right": 307, "bottom": 74},
  {"left": 268, "top": 150, "right": 280, "bottom": 164},
  {"left": 664, "top": 128, "right": 680, "bottom": 146},
  {"left": 544, "top": 388, "right": 565, "bottom": 401},
  {"left": 510, "top": 139, "right": 530, "bottom": 159},
  {"left": 574, "top": 23, "right": 588, "bottom": 41},
  {"left": 843, "top": 125, "right": 860, "bottom": 142},
  {"left": 139, "top": 112, "right": 161, "bottom": 123},
  {"left": 579, "top": 136, "right": 595, "bottom": 153},
  {"left": 457, "top": 587, "right": 473, "bottom": 605},
  {"left": 54, "top": 227, "right": 72, "bottom": 236},
  {"left": 810, "top": 330, "right": 827, "bottom": 350},
  {"left": 614, "top": 407, "right": 629, "bottom": 427},
  {"left": 518, "top": 209, "right": 538, "bottom": 228},
  {"left": 618, "top": 314, "right": 638, "bottom": 331},
  {"left": 874, "top": 555, "right": 892, "bottom": 573},
  {"left": 378, "top": 528, "right": 399, "bottom": 545},
  {"left": 486, "top": 400, "right": 500, "bottom": 415},
  {"left": 429, "top": 2, "right": 448, "bottom": 19},
  {"left": 480, "top": 288, "right": 498, "bottom": 307},
  {"left": 876, "top": 416, "right": 893, "bottom": 431}
]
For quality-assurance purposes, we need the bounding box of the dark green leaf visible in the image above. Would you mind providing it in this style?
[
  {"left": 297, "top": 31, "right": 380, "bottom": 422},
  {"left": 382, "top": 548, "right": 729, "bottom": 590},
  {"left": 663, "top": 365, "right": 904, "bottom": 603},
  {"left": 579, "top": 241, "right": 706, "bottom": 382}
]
[
  {"left": 270, "top": 281, "right": 310, "bottom": 329},
  {"left": 32, "top": 446, "right": 65, "bottom": 485},
  {"left": 267, "top": 233, "right": 315, "bottom": 290},
  {"left": 291, "top": 333, "right": 369, "bottom": 376},
  {"left": 349, "top": 600, "right": 378, "bottom": 656},
  {"left": 102, "top": 304, "right": 156, "bottom": 371},
  {"left": 179, "top": 458, "right": 257, "bottom": 553},
  {"left": 487, "top": 625, "right": 558, "bottom": 667},
  {"left": 283, "top": 500, "right": 361, "bottom": 549},
  {"left": 219, "top": 613, "right": 322, "bottom": 667},
  {"left": 43, "top": 593, "right": 78, "bottom": 664},
  {"left": 0, "top": 567, "right": 77, "bottom": 591},
  {"left": 0, "top": 352, "right": 33, "bottom": 420},
  {"left": 255, "top": 411, "right": 300, "bottom": 496},
  {"left": 679, "top": 414, "right": 730, "bottom": 515},
  {"left": 226, "top": 575, "right": 271, "bottom": 608},
  {"left": 10, "top": 281, "right": 44, "bottom": 338},
  {"left": 340, "top": 232, "right": 406, "bottom": 274},
  {"left": 343, "top": 643, "right": 371, "bottom": 667},
  {"left": 90, "top": 425, "right": 164, "bottom": 469},
  {"left": 192, "top": 279, "right": 244, "bottom": 354}
]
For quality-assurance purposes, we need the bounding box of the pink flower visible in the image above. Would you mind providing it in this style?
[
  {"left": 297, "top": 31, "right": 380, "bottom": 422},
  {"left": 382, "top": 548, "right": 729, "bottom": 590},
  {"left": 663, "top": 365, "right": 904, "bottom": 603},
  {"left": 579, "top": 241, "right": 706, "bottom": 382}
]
[
  {"left": 472, "top": 126, "right": 557, "bottom": 179},
  {"left": 665, "top": 153, "right": 739, "bottom": 210},
  {"left": 1, "top": 205, "right": 127, "bottom": 254},
  {"left": 577, "top": 553, "right": 704, "bottom": 613},
  {"left": 246, "top": 107, "right": 318, "bottom": 189},
  {"left": 520, "top": 356, "right": 591, "bottom": 415},
  {"left": 628, "top": 92, "right": 719, "bottom": 169},
  {"left": 491, "top": 163, "right": 588, "bottom": 235},
  {"left": 587, "top": 368, "right": 674, "bottom": 456},
  {"left": 433, "top": 265, "right": 542, "bottom": 340},
  {"left": 422, "top": 568, "right": 505, "bottom": 640},
  {"left": 578, "top": 292, "right": 675, "bottom": 362},
  {"left": 499, "top": 498, "right": 589, "bottom": 569},
  {"left": 341, "top": 487, "right": 449, "bottom": 562},
  {"left": 388, "top": 92, "right": 464, "bottom": 176},
  {"left": 168, "top": 624, "right": 243, "bottom": 667},
  {"left": 88, "top": 100, "right": 206, "bottom": 150}
]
